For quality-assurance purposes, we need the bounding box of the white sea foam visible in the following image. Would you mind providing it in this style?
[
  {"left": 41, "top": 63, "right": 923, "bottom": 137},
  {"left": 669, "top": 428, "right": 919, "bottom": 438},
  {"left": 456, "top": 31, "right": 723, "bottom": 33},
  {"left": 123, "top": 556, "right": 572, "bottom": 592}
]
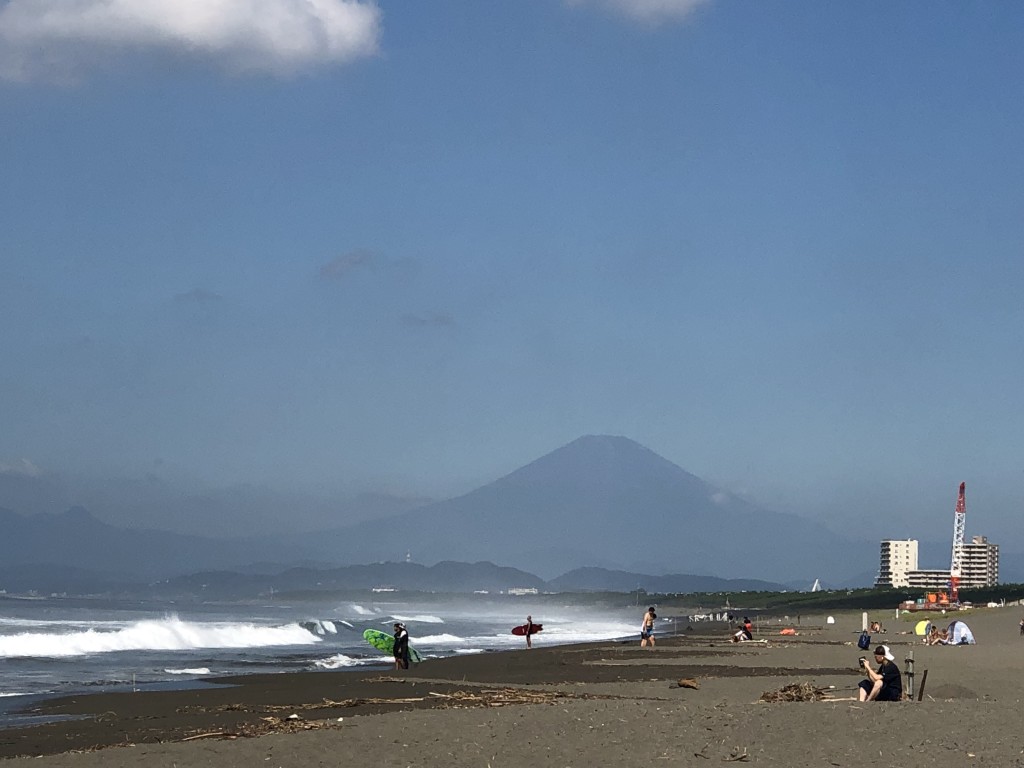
[
  {"left": 414, "top": 633, "right": 463, "bottom": 645},
  {"left": 410, "top": 619, "right": 637, "bottom": 650},
  {"left": 349, "top": 604, "right": 374, "bottom": 616},
  {"left": 314, "top": 654, "right": 387, "bottom": 669},
  {"left": 0, "top": 616, "right": 321, "bottom": 659},
  {"left": 0, "top": 617, "right": 124, "bottom": 630},
  {"left": 389, "top": 614, "right": 444, "bottom": 624},
  {"left": 307, "top": 620, "right": 338, "bottom": 635},
  {"left": 454, "top": 648, "right": 485, "bottom": 655},
  {"left": 164, "top": 668, "right": 211, "bottom": 675}
]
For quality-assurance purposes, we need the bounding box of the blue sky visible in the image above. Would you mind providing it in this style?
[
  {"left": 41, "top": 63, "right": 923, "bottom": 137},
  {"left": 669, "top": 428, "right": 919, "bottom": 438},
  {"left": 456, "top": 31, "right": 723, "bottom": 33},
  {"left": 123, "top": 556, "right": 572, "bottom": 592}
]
[{"left": 1, "top": 1, "right": 1022, "bottom": 552}]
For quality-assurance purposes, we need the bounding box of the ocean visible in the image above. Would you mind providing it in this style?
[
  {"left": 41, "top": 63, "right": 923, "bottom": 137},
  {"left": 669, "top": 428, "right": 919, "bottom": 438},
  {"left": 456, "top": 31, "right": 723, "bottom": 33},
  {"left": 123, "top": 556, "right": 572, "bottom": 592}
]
[{"left": 0, "top": 593, "right": 641, "bottom": 726}]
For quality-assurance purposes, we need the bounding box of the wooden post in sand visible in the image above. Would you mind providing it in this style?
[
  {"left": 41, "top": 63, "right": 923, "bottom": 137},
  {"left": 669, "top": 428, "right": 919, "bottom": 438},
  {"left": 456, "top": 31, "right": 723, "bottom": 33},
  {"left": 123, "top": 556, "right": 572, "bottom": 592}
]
[
  {"left": 903, "top": 650, "right": 914, "bottom": 699},
  {"left": 917, "top": 669, "right": 928, "bottom": 701}
]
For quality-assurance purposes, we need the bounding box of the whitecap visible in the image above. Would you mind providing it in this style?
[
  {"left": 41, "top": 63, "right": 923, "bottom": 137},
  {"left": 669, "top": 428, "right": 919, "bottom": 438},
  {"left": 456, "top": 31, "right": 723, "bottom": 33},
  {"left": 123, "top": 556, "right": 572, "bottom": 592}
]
[
  {"left": 313, "top": 654, "right": 359, "bottom": 669},
  {"left": 389, "top": 614, "right": 444, "bottom": 624},
  {"left": 0, "top": 615, "right": 321, "bottom": 659}
]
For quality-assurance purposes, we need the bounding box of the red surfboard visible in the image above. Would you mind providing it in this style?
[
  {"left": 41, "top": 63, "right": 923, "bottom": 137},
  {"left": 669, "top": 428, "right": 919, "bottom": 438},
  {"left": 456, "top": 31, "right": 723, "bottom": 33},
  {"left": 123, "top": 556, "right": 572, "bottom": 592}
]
[{"left": 512, "top": 623, "right": 543, "bottom": 636}]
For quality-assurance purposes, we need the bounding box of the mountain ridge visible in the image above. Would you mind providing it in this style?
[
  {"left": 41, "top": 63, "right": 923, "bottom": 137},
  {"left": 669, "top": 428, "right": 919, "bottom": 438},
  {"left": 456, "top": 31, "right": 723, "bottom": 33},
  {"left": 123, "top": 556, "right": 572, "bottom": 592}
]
[{"left": 306, "top": 434, "right": 873, "bottom": 582}]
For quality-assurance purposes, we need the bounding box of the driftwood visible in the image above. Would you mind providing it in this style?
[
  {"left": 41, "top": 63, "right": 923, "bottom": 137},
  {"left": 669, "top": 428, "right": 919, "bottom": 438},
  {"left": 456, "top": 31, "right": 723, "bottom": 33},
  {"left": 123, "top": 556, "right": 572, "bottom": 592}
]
[
  {"left": 674, "top": 678, "right": 700, "bottom": 690},
  {"left": 759, "top": 682, "right": 830, "bottom": 703},
  {"left": 176, "top": 687, "right": 619, "bottom": 741},
  {"left": 426, "top": 688, "right": 587, "bottom": 708}
]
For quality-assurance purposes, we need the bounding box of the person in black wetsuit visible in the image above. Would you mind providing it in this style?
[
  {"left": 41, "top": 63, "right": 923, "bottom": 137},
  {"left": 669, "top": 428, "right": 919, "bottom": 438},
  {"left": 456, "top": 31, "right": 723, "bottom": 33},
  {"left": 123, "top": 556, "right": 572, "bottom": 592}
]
[{"left": 393, "top": 622, "right": 410, "bottom": 670}]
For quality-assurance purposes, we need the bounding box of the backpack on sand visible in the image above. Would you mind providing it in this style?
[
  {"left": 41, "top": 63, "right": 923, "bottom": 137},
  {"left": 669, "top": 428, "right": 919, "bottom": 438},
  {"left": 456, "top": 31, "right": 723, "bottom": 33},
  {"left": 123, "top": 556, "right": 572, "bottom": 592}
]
[{"left": 857, "top": 631, "right": 871, "bottom": 650}]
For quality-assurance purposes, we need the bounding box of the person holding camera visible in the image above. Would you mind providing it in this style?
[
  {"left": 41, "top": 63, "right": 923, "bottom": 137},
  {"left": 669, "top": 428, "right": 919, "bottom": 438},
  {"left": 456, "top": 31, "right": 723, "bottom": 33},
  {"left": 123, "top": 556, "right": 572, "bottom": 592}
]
[{"left": 858, "top": 645, "right": 903, "bottom": 701}]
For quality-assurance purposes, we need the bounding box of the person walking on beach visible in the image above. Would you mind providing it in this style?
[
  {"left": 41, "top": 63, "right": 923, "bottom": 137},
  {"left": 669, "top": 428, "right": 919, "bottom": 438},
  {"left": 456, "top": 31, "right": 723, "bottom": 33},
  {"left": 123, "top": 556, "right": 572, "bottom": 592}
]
[
  {"left": 858, "top": 645, "right": 903, "bottom": 701},
  {"left": 640, "top": 606, "right": 656, "bottom": 648},
  {"left": 1019, "top": 617, "right": 1023, "bottom": 636},
  {"left": 393, "top": 622, "right": 410, "bottom": 670},
  {"left": 523, "top": 615, "right": 535, "bottom": 649}
]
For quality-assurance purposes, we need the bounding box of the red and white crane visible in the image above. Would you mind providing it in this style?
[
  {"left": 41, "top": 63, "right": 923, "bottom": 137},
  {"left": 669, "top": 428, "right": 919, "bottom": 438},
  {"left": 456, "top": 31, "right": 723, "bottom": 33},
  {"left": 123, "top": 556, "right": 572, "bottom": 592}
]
[{"left": 949, "top": 482, "right": 967, "bottom": 603}]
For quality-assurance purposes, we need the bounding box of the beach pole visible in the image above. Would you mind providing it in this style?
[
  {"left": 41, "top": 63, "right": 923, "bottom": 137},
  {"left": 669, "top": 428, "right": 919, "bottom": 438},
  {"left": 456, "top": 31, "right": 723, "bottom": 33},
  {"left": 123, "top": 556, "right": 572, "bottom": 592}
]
[
  {"left": 904, "top": 650, "right": 914, "bottom": 699},
  {"left": 916, "top": 669, "right": 928, "bottom": 701}
]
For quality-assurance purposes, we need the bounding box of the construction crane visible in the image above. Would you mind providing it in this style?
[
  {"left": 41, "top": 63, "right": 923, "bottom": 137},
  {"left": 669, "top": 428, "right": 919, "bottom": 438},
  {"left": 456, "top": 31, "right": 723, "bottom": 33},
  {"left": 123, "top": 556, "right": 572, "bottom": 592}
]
[{"left": 949, "top": 482, "right": 967, "bottom": 604}]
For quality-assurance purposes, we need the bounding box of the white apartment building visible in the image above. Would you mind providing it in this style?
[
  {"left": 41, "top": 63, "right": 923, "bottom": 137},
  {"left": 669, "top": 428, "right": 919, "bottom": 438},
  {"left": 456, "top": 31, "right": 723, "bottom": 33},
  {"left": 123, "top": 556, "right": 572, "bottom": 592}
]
[
  {"left": 960, "top": 535, "right": 999, "bottom": 586},
  {"left": 902, "top": 535, "right": 999, "bottom": 591},
  {"left": 875, "top": 539, "right": 919, "bottom": 588}
]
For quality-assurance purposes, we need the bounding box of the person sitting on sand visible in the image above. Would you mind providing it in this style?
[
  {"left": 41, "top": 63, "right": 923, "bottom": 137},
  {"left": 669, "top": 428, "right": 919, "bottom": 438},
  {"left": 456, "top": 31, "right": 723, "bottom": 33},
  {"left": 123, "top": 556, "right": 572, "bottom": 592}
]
[
  {"left": 393, "top": 622, "right": 410, "bottom": 670},
  {"left": 926, "top": 626, "right": 948, "bottom": 646},
  {"left": 731, "top": 626, "right": 749, "bottom": 643},
  {"left": 858, "top": 645, "right": 903, "bottom": 701},
  {"left": 870, "top": 621, "right": 882, "bottom": 633},
  {"left": 742, "top": 617, "right": 753, "bottom": 640},
  {"left": 640, "top": 606, "right": 657, "bottom": 648}
]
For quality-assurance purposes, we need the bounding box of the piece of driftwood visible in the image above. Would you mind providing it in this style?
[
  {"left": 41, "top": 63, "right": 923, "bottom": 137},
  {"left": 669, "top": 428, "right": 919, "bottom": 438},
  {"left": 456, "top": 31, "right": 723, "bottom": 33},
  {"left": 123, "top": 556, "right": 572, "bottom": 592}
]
[
  {"left": 758, "top": 682, "right": 829, "bottom": 702},
  {"left": 675, "top": 678, "right": 700, "bottom": 690},
  {"left": 427, "top": 688, "right": 591, "bottom": 708}
]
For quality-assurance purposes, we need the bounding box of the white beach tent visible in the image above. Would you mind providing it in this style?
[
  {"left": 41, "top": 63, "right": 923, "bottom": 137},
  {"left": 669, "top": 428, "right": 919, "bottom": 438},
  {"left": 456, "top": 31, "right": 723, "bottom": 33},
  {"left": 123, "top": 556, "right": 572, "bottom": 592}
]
[{"left": 946, "top": 620, "right": 976, "bottom": 644}]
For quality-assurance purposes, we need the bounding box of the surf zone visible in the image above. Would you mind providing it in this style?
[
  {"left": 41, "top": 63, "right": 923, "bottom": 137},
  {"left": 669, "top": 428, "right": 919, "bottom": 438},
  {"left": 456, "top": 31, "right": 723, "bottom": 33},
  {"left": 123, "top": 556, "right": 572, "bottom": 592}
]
[{"left": 0, "top": 616, "right": 322, "bottom": 658}]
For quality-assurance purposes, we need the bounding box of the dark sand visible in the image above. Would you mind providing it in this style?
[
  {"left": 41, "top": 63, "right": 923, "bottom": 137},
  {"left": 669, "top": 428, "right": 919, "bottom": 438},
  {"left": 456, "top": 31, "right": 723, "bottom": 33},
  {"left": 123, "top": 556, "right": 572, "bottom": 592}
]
[{"left": 3, "top": 608, "right": 1023, "bottom": 766}]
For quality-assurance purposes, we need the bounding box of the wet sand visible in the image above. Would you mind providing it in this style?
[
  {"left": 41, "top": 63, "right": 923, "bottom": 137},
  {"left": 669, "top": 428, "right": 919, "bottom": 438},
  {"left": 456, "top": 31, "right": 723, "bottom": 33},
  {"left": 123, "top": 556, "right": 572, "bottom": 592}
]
[{"left": 2, "top": 607, "right": 1022, "bottom": 766}]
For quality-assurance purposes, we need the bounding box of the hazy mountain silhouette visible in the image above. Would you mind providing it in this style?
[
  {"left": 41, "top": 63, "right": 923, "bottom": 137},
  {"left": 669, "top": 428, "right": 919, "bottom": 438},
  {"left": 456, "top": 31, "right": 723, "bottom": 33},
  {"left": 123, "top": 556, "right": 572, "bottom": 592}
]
[
  {"left": 0, "top": 505, "right": 318, "bottom": 581},
  {"left": 308, "top": 435, "right": 875, "bottom": 582},
  {"left": 0, "top": 469, "right": 429, "bottom": 537},
  {"left": 548, "top": 567, "right": 788, "bottom": 593},
  {"left": 1, "top": 436, "right": 904, "bottom": 587}
]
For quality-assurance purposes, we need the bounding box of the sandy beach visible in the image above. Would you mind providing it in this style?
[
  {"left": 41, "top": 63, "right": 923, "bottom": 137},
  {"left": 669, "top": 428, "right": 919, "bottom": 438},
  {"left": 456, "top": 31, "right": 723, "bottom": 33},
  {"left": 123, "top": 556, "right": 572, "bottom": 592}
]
[{"left": 2, "top": 607, "right": 1022, "bottom": 766}]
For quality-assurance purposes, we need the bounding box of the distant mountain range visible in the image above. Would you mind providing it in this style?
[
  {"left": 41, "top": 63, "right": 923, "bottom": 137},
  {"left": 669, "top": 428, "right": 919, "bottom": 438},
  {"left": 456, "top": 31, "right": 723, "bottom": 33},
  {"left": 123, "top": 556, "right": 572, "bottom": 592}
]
[
  {"left": 300, "top": 435, "right": 875, "bottom": 583},
  {"left": 5, "top": 435, "right": 1018, "bottom": 589},
  {"left": 0, "top": 555, "right": 789, "bottom": 600}
]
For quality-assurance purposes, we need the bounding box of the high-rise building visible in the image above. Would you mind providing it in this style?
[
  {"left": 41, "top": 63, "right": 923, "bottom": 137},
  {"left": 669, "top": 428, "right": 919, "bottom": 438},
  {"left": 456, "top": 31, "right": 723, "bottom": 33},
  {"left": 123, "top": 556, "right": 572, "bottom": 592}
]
[
  {"left": 901, "top": 535, "right": 1000, "bottom": 591},
  {"left": 875, "top": 539, "right": 919, "bottom": 588},
  {"left": 961, "top": 535, "right": 999, "bottom": 586}
]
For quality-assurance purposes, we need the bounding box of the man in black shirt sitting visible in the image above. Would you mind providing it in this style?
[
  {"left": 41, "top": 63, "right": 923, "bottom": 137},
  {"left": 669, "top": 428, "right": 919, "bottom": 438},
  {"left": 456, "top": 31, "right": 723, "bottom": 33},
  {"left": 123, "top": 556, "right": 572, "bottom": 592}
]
[{"left": 858, "top": 645, "right": 903, "bottom": 701}]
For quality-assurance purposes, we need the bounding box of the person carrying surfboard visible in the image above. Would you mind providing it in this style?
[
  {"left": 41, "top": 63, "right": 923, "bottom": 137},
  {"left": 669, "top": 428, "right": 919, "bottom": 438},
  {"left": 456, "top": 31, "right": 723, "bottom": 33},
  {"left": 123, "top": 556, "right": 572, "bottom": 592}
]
[
  {"left": 524, "top": 615, "right": 534, "bottom": 649},
  {"left": 393, "top": 622, "right": 410, "bottom": 670}
]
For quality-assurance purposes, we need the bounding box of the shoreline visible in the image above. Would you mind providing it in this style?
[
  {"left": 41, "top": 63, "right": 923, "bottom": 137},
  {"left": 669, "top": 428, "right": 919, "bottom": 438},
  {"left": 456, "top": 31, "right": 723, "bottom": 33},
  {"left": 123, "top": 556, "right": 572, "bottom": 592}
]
[{"left": 2, "top": 608, "right": 1022, "bottom": 765}]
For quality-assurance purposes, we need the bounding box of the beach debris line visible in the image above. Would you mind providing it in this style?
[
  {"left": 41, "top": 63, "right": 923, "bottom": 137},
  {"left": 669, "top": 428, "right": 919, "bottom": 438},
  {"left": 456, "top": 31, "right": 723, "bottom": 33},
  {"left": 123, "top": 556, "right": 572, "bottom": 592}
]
[
  {"left": 426, "top": 688, "right": 603, "bottom": 708},
  {"left": 758, "top": 682, "right": 830, "bottom": 702},
  {"left": 173, "top": 689, "right": 635, "bottom": 743}
]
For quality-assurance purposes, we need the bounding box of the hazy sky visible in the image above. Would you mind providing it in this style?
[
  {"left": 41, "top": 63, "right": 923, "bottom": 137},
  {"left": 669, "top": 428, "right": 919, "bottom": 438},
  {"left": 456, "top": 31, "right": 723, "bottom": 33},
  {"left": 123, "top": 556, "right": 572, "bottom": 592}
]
[{"left": 2, "top": 1, "right": 1022, "bottom": 548}]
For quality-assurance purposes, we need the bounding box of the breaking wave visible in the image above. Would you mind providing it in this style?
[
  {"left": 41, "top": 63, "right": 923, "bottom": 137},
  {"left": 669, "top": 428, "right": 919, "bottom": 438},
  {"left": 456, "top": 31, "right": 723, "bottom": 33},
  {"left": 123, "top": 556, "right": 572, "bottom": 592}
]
[
  {"left": 314, "top": 654, "right": 380, "bottom": 669},
  {"left": 0, "top": 616, "right": 321, "bottom": 659},
  {"left": 389, "top": 614, "right": 444, "bottom": 624}
]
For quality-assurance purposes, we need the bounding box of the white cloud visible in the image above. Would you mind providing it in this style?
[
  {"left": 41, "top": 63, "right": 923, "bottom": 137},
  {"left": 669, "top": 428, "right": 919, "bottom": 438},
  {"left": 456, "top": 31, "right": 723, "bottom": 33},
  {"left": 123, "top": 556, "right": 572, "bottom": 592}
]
[
  {"left": 0, "top": 0, "right": 381, "bottom": 82},
  {"left": 566, "top": 0, "right": 709, "bottom": 24},
  {"left": 0, "top": 458, "right": 43, "bottom": 477}
]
